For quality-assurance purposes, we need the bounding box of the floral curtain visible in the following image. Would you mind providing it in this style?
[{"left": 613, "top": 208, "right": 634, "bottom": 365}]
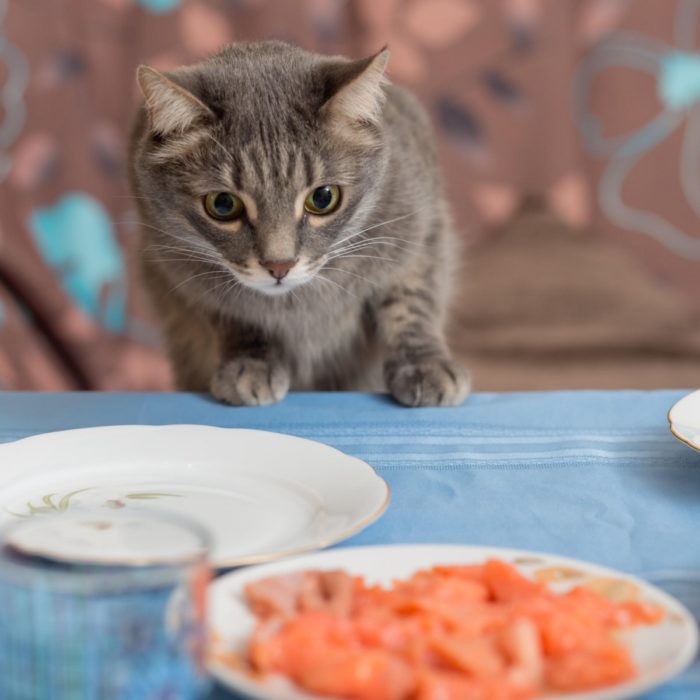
[{"left": 1, "top": 0, "right": 699, "bottom": 390}]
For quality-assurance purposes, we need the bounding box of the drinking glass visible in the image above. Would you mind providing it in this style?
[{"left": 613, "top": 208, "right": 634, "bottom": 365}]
[{"left": 0, "top": 510, "right": 212, "bottom": 700}]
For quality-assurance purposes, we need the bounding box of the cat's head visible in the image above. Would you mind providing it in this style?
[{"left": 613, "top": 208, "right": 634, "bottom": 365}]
[{"left": 132, "top": 42, "right": 390, "bottom": 297}]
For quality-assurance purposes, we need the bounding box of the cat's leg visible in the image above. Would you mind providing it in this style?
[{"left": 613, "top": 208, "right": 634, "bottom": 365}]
[
  {"left": 141, "top": 259, "right": 217, "bottom": 391},
  {"left": 378, "top": 273, "right": 470, "bottom": 407},
  {"left": 165, "top": 314, "right": 218, "bottom": 392},
  {"left": 210, "top": 322, "right": 290, "bottom": 406}
]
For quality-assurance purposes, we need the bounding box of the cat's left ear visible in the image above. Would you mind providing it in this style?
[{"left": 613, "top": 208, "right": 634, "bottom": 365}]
[
  {"left": 137, "top": 65, "right": 214, "bottom": 136},
  {"left": 319, "top": 48, "right": 390, "bottom": 126}
]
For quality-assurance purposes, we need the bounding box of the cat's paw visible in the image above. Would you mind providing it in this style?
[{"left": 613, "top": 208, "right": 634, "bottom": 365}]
[
  {"left": 210, "top": 358, "right": 290, "bottom": 406},
  {"left": 385, "top": 356, "right": 470, "bottom": 407}
]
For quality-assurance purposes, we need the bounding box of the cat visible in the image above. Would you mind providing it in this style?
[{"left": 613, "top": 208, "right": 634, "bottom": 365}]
[{"left": 128, "top": 41, "right": 469, "bottom": 407}]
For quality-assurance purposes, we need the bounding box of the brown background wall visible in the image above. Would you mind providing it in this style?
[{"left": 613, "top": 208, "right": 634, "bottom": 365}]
[{"left": 1, "top": 0, "right": 699, "bottom": 391}]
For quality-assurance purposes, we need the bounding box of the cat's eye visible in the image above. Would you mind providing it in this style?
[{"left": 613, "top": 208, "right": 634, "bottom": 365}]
[
  {"left": 304, "top": 185, "right": 341, "bottom": 215},
  {"left": 204, "top": 191, "right": 245, "bottom": 221}
]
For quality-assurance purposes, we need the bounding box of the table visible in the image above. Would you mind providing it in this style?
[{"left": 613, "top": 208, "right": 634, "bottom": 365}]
[{"left": 1, "top": 389, "right": 698, "bottom": 699}]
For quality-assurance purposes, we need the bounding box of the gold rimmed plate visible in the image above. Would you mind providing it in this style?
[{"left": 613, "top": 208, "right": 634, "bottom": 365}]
[
  {"left": 0, "top": 425, "right": 389, "bottom": 568},
  {"left": 668, "top": 390, "right": 700, "bottom": 452}
]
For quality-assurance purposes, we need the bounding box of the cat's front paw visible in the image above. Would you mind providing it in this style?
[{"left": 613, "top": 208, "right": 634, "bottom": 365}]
[
  {"left": 385, "top": 356, "right": 470, "bottom": 407},
  {"left": 210, "top": 358, "right": 290, "bottom": 406}
]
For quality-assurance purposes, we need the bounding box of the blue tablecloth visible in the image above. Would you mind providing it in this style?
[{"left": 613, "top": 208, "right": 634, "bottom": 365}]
[{"left": 1, "top": 389, "right": 699, "bottom": 699}]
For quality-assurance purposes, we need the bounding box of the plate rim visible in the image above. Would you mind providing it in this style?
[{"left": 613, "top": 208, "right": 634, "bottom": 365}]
[
  {"left": 208, "top": 543, "right": 700, "bottom": 700},
  {"left": 0, "top": 424, "right": 391, "bottom": 568},
  {"left": 668, "top": 390, "right": 700, "bottom": 452}
]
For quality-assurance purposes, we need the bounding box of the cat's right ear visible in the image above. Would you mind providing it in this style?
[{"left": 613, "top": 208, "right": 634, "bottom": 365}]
[{"left": 137, "top": 65, "right": 214, "bottom": 136}]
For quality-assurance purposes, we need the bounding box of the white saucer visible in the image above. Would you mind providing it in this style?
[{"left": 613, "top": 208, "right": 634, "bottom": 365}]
[{"left": 0, "top": 426, "right": 389, "bottom": 568}]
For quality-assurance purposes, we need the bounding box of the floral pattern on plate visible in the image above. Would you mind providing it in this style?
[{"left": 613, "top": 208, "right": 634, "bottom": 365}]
[{"left": 7, "top": 489, "right": 182, "bottom": 518}]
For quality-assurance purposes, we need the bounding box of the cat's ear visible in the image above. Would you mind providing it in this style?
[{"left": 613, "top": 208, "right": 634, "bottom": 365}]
[
  {"left": 137, "top": 65, "right": 214, "bottom": 136},
  {"left": 319, "top": 48, "right": 390, "bottom": 126}
]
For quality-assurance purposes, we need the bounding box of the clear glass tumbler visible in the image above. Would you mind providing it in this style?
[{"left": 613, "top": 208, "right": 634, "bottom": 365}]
[{"left": 0, "top": 510, "right": 212, "bottom": 700}]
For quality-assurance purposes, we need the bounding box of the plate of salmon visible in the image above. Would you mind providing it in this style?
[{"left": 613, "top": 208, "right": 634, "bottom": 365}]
[{"left": 208, "top": 544, "right": 698, "bottom": 700}]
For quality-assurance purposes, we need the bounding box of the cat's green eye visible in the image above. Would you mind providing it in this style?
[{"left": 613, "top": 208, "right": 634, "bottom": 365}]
[
  {"left": 204, "top": 191, "right": 245, "bottom": 221},
  {"left": 304, "top": 185, "right": 341, "bottom": 215}
]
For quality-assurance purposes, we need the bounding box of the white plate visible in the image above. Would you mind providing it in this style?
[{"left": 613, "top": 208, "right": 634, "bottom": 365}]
[
  {"left": 669, "top": 390, "right": 700, "bottom": 451},
  {"left": 208, "top": 544, "right": 699, "bottom": 700},
  {"left": 0, "top": 425, "right": 389, "bottom": 568}
]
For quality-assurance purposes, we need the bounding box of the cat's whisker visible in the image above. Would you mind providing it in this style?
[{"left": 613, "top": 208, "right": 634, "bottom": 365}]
[
  {"left": 143, "top": 244, "right": 225, "bottom": 260},
  {"left": 143, "top": 249, "right": 227, "bottom": 266},
  {"left": 326, "top": 237, "right": 429, "bottom": 262},
  {"left": 337, "top": 233, "right": 430, "bottom": 248},
  {"left": 196, "top": 274, "right": 241, "bottom": 307},
  {"left": 142, "top": 239, "right": 222, "bottom": 254},
  {"left": 326, "top": 252, "right": 399, "bottom": 264},
  {"left": 328, "top": 239, "right": 417, "bottom": 257},
  {"left": 315, "top": 274, "right": 360, "bottom": 301},
  {"left": 121, "top": 220, "right": 222, "bottom": 257},
  {"left": 333, "top": 235, "right": 429, "bottom": 252},
  {"left": 218, "top": 277, "right": 243, "bottom": 307},
  {"left": 144, "top": 248, "right": 225, "bottom": 264},
  {"left": 143, "top": 240, "right": 217, "bottom": 253},
  {"left": 145, "top": 251, "right": 224, "bottom": 269},
  {"left": 169, "top": 269, "right": 233, "bottom": 293},
  {"left": 149, "top": 262, "right": 225, "bottom": 271},
  {"left": 330, "top": 208, "right": 427, "bottom": 248},
  {"left": 321, "top": 266, "right": 381, "bottom": 288},
  {"left": 145, "top": 254, "right": 225, "bottom": 265},
  {"left": 331, "top": 240, "right": 414, "bottom": 253}
]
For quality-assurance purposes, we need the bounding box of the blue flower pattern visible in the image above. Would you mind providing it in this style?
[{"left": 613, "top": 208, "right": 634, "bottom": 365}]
[
  {"left": 137, "top": 0, "right": 182, "bottom": 13},
  {"left": 575, "top": 0, "right": 700, "bottom": 259},
  {"left": 29, "top": 192, "right": 126, "bottom": 332}
]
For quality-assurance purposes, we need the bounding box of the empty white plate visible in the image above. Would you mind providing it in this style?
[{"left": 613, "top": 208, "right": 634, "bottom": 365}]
[
  {"left": 0, "top": 425, "right": 389, "bottom": 568},
  {"left": 209, "top": 544, "right": 699, "bottom": 700}
]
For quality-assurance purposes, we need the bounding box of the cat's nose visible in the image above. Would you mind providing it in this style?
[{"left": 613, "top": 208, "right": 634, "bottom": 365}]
[{"left": 262, "top": 259, "right": 296, "bottom": 280}]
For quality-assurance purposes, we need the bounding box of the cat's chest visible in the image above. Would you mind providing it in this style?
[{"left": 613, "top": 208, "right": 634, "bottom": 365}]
[
  {"left": 270, "top": 297, "right": 365, "bottom": 345},
  {"left": 231, "top": 291, "right": 374, "bottom": 362}
]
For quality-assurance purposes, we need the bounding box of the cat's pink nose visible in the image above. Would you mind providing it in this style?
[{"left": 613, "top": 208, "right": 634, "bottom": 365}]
[{"left": 262, "top": 259, "right": 295, "bottom": 280}]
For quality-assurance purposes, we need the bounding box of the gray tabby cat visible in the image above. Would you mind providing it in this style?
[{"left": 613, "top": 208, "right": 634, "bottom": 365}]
[{"left": 129, "top": 41, "right": 469, "bottom": 406}]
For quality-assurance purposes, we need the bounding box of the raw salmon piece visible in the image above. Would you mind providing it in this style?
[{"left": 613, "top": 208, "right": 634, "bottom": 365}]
[
  {"left": 354, "top": 610, "right": 414, "bottom": 650},
  {"left": 299, "top": 570, "right": 356, "bottom": 616},
  {"left": 417, "top": 671, "right": 536, "bottom": 700},
  {"left": 399, "top": 571, "right": 488, "bottom": 602},
  {"left": 354, "top": 608, "right": 446, "bottom": 651},
  {"left": 500, "top": 619, "right": 544, "bottom": 690},
  {"left": 430, "top": 635, "right": 506, "bottom": 677},
  {"left": 560, "top": 586, "right": 618, "bottom": 625},
  {"left": 248, "top": 621, "right": 290, "bottom": 673},
  {"left": 249, "top": 612, "right": 356, "bottom": 676},
  {"left": 483, "top": 560, "right": 547, "bottom": 603},
  {"left": 244, "top": 572, "right": 305, "bottom": 619},
  {"left": 300, "top": 650, "right": 416, "bottom": 700},
  {"left": 391, "top": 598, "right": 506, "bottom": 638},
  {"left": 245, "top": 569, "right": 358, "bottom": 621},
  {"left": 431, "top": 564, "right": 485, "bottom": 581},
  {"left": 545, "top": 641, "right": 636, "bottom": 691},
  {"left": 539, "top": 609, "right": 604, "bottom": 657},
  {"left": 423, "top": 576, "right": 489, "bottom": 605}
]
